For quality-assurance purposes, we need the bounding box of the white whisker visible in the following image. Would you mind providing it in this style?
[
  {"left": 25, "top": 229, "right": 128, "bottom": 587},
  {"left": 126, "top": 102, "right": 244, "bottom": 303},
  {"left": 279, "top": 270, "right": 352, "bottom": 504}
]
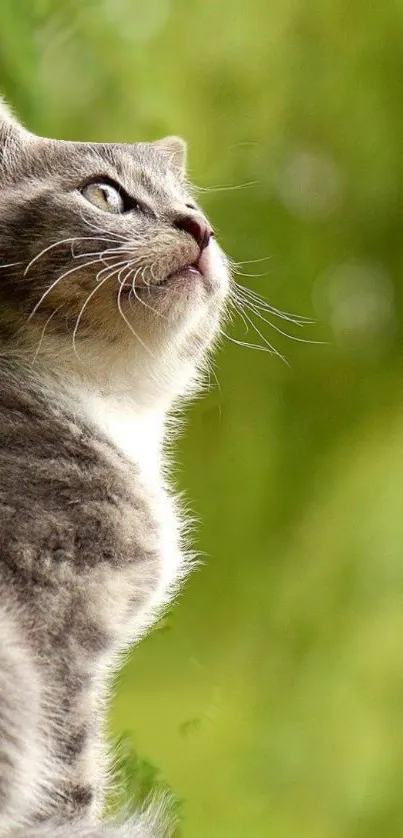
[
  {"left": 238, "top": 297, "right": 326, "bottom": 345},
  {"left": 70, "top": 243, "right": 129, "bottom": 260},
  {"left": 96, "top": 258, "right": 132, "bottom": 283},
  {"left": 239, "top": 306, "right": 289, "bottom": 365},
  {"left": 235, "top": 283, "right": 315, "bottom": 325},
  {"left": 126, "top": 267, "right": 143, "bottom": 313},
  {"left": 221, "top": 331, "right": 277, "bottom": 353},
  {"left": 71, "top": 263, "right": 124, "bottom": 359},
  {"left": 31, "top": 304, "right": 63, "bottom": 365},
  {"left": 193, "top": 181, "right": 258, "bottom": 193},
  {"left": 116, "top": 262, "right": 132, "bottom": 287},
  {"left": 231, "top": 256, "right": 273, "bottom": 267},
  {"left": 0, "top": 261, "right": 24, "bottom": 269},
  {"left": 116, "top": 273, "right": 155, "bottom": 357},
  {"left": 149, "top": 261, "right": 158, "bottom": 282},
  {"left": 115, "top": 260, "right": 142, "bottom": 292},
  {"left": 231, "top": 298, "right": 251, "bottom": 335},
  {"left": 130, "top": 265, "right": 165, "bottom": 320},
  {"left": 234, "top": 269, "right": 269, "bottom": 279},
  {"left": 77, "top": 211, "right": 129, "bottom": 242},
  {"left": 24, "top": 236, "right": 117, "bottom": 277},
  {"left": 28, "top": 257, "right": 104, "bottom": 319}
]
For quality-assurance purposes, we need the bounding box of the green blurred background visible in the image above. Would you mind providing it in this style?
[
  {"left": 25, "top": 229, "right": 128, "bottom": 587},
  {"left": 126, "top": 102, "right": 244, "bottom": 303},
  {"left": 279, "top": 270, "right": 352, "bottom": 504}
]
[{"left": 3, "top": 0, "right": 403, "bottom": 835}]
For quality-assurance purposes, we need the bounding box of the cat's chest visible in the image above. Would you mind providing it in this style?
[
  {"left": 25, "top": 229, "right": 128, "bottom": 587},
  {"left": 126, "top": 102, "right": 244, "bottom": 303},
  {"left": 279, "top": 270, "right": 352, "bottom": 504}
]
[
  {"left": 77, "top": 391, "right": 185, "bottom": 629},
  {"left": 80, "top": 391, "right": 163, "bottom": 485}
]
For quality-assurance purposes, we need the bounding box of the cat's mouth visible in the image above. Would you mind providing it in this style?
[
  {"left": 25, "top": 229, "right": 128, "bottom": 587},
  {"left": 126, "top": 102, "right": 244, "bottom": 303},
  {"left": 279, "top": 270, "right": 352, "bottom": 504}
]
[
  {"left": 162, "top": 262, "right": 202, "bottom": 285},
  {"left": 119, "top": 249, "right": 212, "bottom": 297}
]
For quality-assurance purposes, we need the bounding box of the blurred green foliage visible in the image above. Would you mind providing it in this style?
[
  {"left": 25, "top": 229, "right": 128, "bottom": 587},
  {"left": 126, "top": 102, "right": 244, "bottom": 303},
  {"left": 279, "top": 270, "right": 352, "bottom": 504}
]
[{"left": 2, "top": 1, "right": 403, "bottom": 835}]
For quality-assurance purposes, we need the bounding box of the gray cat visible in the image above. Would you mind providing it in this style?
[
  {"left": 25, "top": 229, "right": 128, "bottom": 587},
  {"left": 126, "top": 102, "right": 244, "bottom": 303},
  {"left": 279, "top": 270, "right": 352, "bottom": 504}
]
[{"left": 0, "top": 101, "right": 229, "bottom": 837}]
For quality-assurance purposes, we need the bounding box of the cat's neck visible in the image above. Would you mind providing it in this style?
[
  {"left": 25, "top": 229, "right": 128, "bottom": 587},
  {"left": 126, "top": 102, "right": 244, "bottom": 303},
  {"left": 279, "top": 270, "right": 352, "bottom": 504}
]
[
  {"left": 29, "top": 357, "right": 170, "bottom": 483},
  {"left": 78, "top": 388, "right": 166, "bottom": 483},
  {"left": 20, "top": 330, "right": 199, "bottom": 434}
]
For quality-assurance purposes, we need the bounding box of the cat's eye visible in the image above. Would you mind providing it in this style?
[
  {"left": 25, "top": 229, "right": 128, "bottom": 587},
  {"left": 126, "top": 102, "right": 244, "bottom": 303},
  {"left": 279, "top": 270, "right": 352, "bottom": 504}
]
[{"left": 81, "top": 182, "right": 125, "bottom": 214}]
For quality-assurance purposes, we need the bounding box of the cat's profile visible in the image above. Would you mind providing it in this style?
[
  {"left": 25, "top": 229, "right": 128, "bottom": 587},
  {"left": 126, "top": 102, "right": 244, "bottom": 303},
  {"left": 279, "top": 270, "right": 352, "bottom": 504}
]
[{"left": 0, "top": 100, "right": 229, "bottom": 837}]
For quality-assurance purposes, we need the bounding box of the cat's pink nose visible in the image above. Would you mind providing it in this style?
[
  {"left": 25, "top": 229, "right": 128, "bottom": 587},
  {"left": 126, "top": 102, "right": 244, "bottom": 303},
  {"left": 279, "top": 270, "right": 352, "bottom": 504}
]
[{"left": 174, "top": 212, "right": 213, "bottom": 251}]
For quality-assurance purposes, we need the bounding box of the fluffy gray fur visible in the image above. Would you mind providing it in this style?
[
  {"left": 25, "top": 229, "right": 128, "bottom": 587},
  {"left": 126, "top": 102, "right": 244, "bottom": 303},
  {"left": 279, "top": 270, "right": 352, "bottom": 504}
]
[{"left": 0, "top": 100, "right": 230, "bottom": 837}]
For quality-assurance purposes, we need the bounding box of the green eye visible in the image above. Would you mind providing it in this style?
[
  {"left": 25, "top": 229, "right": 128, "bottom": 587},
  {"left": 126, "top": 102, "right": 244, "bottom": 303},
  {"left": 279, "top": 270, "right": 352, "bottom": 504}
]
[{"left": 81, "top": 182, "right": 124, "bottom": 214}]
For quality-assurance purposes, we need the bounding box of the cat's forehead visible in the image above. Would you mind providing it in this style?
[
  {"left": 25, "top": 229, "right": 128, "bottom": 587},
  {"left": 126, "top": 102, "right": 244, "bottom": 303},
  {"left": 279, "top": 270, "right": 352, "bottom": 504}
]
[
  {"left": 101, "top": 142, "right": 186, "bottom": 202},
  {"left": 16, "top": 136, "right": 187, "bottom": 206}
]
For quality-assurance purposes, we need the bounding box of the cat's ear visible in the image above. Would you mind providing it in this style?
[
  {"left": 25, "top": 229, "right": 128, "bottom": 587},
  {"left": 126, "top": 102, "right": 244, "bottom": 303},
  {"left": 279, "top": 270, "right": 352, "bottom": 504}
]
[
  {"left": 0, "top": 99, "right": 29, "bottom": 152},
  {"left": 153, "top": 136, "right": 187, "bottom": 178}
]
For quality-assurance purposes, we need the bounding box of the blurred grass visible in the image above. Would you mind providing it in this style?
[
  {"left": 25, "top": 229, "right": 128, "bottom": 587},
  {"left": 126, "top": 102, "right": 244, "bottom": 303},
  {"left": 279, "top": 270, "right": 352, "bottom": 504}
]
[{"left": 3, "top": 1, "right": 403, "bottom": 835}]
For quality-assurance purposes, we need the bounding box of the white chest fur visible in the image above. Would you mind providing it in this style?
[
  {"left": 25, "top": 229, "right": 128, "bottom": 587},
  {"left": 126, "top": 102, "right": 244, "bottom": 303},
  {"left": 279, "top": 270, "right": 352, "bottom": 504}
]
[
  {"left": 77, "top": 390, "right": 187, "bottom": 631},
  {"left": 81, "top": 392, "right": 164, "bottom": 483}
]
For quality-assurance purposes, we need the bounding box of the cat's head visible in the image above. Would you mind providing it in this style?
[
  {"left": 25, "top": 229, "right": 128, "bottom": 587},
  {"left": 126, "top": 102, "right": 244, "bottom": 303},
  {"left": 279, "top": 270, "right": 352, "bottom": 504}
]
[{"left": 0, "top": 101, "right": 229, "bottom": 408}]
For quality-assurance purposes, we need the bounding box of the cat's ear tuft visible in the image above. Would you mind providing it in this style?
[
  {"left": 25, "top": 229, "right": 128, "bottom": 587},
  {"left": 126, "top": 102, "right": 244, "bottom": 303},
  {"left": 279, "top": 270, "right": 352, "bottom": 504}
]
[
  {"left": 153, "top": 136, "right": 187, "bottom": 178},
  {"left": 0, "top": 98, "right": 28, "bottom": 151}
]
